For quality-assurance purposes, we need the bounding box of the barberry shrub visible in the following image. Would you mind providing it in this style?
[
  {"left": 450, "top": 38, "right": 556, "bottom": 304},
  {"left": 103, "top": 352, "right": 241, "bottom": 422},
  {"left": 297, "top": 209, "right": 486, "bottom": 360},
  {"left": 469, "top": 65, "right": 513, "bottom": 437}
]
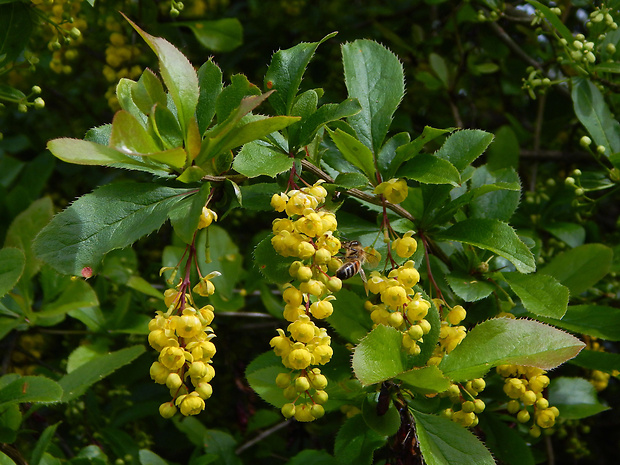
[{"left": 1, "top": 4, "right": 617, "bottom": 465}]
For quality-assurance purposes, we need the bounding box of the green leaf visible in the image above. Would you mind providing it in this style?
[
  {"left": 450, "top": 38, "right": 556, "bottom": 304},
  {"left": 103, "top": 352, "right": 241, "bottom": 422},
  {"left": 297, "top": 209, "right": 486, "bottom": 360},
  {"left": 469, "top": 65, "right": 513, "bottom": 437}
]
[
  {"left": 570, "top": 349, "right": 620, "bottom": 373},
  {"left": 434, "top": 129, "right": 494, "bottom": 172},
  {"left": 397, "top": 154, "right": 461, "bottom": 186},
  {"left": 0, "top": 375, "right": 63, "bottom": 408},
  {"left": 168, "top": 183, "right": 210, "bottom": 244},
  {"left": 479, "top": 413, "right": 534, "bottom": 465},
  {"left": 0, "top": 452, "right": 15, "bottom": 465},
  {"left": 412, "top": 410, "right": 495, "bottom": 465},
  {"left": 386, "top": 126, "right": 454, "bottom": 179},
  {"left": 148, "top": 104, "right": 184, "bottom": 151},
  {"left": 33, "top": 182, "right": 195, "bottom": 275},
  {"left": 253, "top": 234, "right": 296, "bottom": 284},
  {"left": 237, "top": 183, "right": 281, "bottom": 211},
  {"left": 131, "top": 68, "right": 167, "bottom": 116},
  {"left": 125, "top": 15, "right": 199, "bottom": 136},
  {"left": 342, "top": 40, "right": 404, "bottom": 154},
  {"left": 503, "top": 272, "right": 569, "bottom": 319},
  {"left": 4, "top": 197, "right": 54, "bottom": 280},
  {"left": 216, "top": 74, "right": 262, "bottom": 123},
  {"left": 245, "top": 351, "right": 287, "bottom": 408},
  {"left": 0, "top": 403, "right": 21, "bottom": 443},
  {"left": 47, "top": 138, "right": 148, "bottom": 167},
  {"left": 0, "top": 3, "right": 34, "bottom": 66},
  {"left": 539, "top": 244, "right": 613, "bottom": 295},
  {"left": 437, "top": 218, "right": 535, "bottom": 274},
  {"left": 37, "top": 279, "right": 99, "bottom": 318},
  {"left": 445, "top": 271, "right": 494, "bottom": 302},
  {"left": 396, "top": 366, "right": 451, "bottom": 395},
  {"left": 361, "top": 394, "right": 401, "bottom": 437},
  {"left": 31, "top": 422, "right": 60, "bottom": 465},
  {"left": 116, "top": 78, "right": 147, "bottom": 125},
  {"left": 0, "top": 248, "right": 24, "bottom": 298},
  {"left": 334, "top": 414, "right": 386, "bottom": 465},
  {"left": 138, "top": 449, "right": 168, "bottom": 465},
  {"left": 334, "top": 172, "right": 369, "bottom": 188},
  {"left": 429, "top": 53, "right": 450, "bottom": 88},
  {"left": 58, "top": 345, "right": 145, "bottom": 402},
  {"left": 297, "top": 98, "right": 362, "bottom": 148},
  {"left": 288, "top": 450, "right": 338, "bottom": 465},
  {"left": 571, "top": 77, "right": 620, "bottom": 156},
  {"left": 487, "top": 125, "right": 519, "bottom": 171},
  {"left": 232, "top": 141, "right": 293, "bottom": 178},
  {"left": 469, "top": 166, "right": 521, "bottom": 222},
  {"left": 327, "top": 128, "right": 375, "bottom": 181},
  {"left": 542, "top": 222, "right": 586, "bottom": 248},
  {"left": 548, "top": 377, "right": 609, "bottom": 420},
  {"left": 197, "top": 59, "right": 223, "bottom": 135},
  {"left": 175, "top": 18, "right": 243, "bottom": 52},
  {"left": 535, "top": 304, "right": 620, "bottom": 341},
  {"left": 352, "top": 325, "right": 410, "bottom": 386},
  {"left": 439, "top": 318, "right": 585, "bottom": 382},
  {"left": 264, "top": 32, "right": 336, "bottom": 115},
  {"left": 327, "top": 289, "right": 371, "bottom": 343}
]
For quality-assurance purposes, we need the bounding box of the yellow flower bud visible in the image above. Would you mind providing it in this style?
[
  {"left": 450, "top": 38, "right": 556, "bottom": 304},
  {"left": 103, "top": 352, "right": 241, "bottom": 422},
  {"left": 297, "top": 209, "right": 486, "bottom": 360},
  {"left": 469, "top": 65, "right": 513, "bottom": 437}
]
[{"left": 178, "top": 392, "right": 205, "bottom": 416}]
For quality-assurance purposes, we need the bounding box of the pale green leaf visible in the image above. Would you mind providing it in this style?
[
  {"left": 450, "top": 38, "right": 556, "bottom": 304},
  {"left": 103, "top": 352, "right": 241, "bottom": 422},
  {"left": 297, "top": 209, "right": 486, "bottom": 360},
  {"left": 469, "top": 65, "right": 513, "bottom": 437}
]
[
  {"left": 396, "top": 366, "right": 451, "bottom": 395},
  {"left": 352, "top": 325, "right": 410, "bottom": 386},
  {"left": 412, "top": 410, "right": 495, "bottom": 465},
  {"left": 327, "top": 127, "right": 375, "bottom": 181},
  {"left": 125, "top": 15, "right": 199, "bottom": 135},
  {"left": 439, "top": 318, "right": 585, "bottom": 382}
]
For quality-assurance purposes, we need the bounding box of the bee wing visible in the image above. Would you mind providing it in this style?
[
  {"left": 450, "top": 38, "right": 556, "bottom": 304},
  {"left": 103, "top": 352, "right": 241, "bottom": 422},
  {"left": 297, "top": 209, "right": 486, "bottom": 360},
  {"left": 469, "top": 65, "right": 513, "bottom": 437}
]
[{"left": 364, "top": 247, "right": 382, "bottom": 268}]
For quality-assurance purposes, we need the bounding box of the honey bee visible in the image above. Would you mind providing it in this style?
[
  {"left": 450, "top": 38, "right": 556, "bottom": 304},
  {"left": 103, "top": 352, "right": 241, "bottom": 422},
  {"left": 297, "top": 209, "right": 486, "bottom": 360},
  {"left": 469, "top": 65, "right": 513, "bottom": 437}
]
[{"left": 336, "top": 240, "right": 381, "bottom": 283}]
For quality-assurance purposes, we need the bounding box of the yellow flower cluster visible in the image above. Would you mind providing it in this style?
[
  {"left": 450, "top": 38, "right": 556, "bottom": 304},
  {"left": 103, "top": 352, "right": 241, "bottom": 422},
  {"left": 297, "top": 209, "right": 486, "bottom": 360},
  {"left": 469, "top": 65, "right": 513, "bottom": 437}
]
[
  {"left": 102, "top": 21, "right": 143, "bottom": 110},
  {"left": 426, "top": 303, "right": 468, "bottom": 366},
  {"left": 269, "top": 182, "right": 340, "bottom": 422},
  {"left": 497, "top": 364, "right": 560, "bottom": 437},
  {"left": 365, "top": 259, "right": 432, "bottom": 356},
  {"left": 149, "top": 206, "right": 220, "bottom": 418},
  {"left": 440, "top": 379, "right": 487, "bottom": 428}
]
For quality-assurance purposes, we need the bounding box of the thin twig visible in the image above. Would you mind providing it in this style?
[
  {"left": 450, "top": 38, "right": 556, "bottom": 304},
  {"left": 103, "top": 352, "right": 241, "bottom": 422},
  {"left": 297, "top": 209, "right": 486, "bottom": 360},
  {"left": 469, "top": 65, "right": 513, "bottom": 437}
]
[
  {"left": 235, "top": 420, "right": 290, "bottom": 454},
  {"left": 300, "top": 160, "right": 417, "bottom": 224}
]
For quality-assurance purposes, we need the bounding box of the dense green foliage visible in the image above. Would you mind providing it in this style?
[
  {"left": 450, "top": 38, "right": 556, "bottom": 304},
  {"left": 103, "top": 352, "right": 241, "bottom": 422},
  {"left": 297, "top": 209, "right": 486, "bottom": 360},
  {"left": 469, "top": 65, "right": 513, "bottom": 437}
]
[{"left": 1, "top": 1, "right": 619, "bottom": 465}]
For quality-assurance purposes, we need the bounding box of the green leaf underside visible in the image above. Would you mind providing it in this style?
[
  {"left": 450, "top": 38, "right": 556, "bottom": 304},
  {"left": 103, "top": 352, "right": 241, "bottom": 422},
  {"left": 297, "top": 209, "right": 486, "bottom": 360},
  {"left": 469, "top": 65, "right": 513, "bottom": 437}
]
[
  {"left": 571, "top": 77, "right": 620, "bottom": 155},
  {"left": 126, "top": 15, "right": 199, "bottom": 135},
  {"left": 33, "top": 183, "right": 195, "bottom": 275},
  {"left": 439, "top": 318, "right": 585, "bottom": 382},
  {"left": 0, "top": 248, "right": 25, "bottom": 298},
  {"left": 445, "top": 271, "right": 494, "bottom": 302},
  {"left": 59, "top": 345, "right": 145, "bottom": 402},
  {"left": 233, "top": 141, "right": 293, "bottom": 177},
  {"left": 412, "top": 410, "right": 495, "bottom": 465},
  {"left": 0, "top": 375, "right": 63, "bottom": 408},
  {"left": 342, "top": 39, "right": 404, "bottom": 154},
  {"left": 548, "top": 377, "right": 609, "bottom": 420},
  {"left": 504, "top": 272, "right": 569, "bottom": 319},
  {"left": 245, "top": 351, "right": 287, "bottom": 408},
  {"left": 352, "top": 325, "right": 410, "bottom": 386},
  {"left": 539, "top": 243, "right": 613, "bottom": 296},
  {"left": 396, "top": 366, "right": 451, "bottom": 394},
  {"left": 398, "top": 154, "right": 460, "bottom": 185},
  {"left": 437, "top": 218, "right": 536, "bottom": 274},
  {"left": 534, "top": 304, "right": 620, "bottom": 341}
]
